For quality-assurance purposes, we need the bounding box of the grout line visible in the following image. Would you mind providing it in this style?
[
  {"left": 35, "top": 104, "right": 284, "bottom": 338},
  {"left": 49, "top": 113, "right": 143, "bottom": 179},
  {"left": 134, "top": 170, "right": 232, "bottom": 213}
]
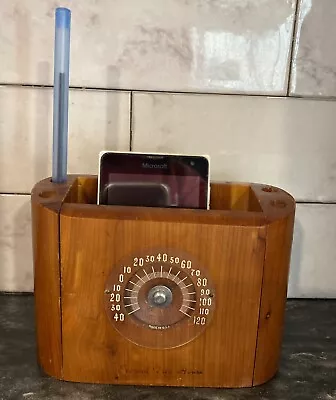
[
  {"left": 286, "top": 0, "right": 301, "bottom": 96},
  {"left": 0, "top": 82, "right": 131, "bottom": 93},
  {"left": 0, "top": 192, "right": 31, "bottom": 196},
  {"left": 2, "top": 81, "right": 336, "bottom": 102},
  {"left": 129, "top": 92, "right": 134, "bottom": 151},
  {"left": 0, "top": 82, "right": 53, "bottom": 89},
  {"left": 296, "top": 201, "right": 336, "bottom": 206},
  {"left": 0, "top": 81, "right": 290, "bottom": 97},
  {"left": 0, "top": 291, "right": 33, "bottom": 295}
]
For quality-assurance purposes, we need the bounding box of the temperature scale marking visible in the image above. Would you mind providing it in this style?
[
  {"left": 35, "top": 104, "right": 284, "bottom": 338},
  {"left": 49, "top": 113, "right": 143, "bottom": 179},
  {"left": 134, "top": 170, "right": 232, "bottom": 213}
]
[
  {"left": 172, "top": 271, "right": 181, "bottom": 281},
  {"left": 143, "top": 269, "right": 150, "bottom": 280},
  {"left": 128, "top": 308, "right": 140, "bottom": 315},
  {"left": 135, "top": 274, "right": 146, "bottom": 283},
  {"left": 179, "top": 309, "right": 191, "bottom": 318},
  {"left": 125, "top": 303, "right": 139, "bottom": 308},
  {"left": 129, "top": 280, "right": 141, "bottom": 288},
  {"left": 104, "top": 250, "right": 215, "bottom": 349}
]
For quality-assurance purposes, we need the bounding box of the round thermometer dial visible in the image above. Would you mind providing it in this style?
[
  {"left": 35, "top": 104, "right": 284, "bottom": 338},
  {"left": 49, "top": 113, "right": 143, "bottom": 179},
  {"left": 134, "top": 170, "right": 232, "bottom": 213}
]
[{"left": 104, "top": 249, "right": 215, "bottom": 349}]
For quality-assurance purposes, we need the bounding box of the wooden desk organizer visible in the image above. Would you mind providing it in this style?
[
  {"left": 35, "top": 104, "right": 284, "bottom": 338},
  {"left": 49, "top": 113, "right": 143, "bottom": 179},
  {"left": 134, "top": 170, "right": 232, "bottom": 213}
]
[{"left": 31, "top": 175, "right": 295, "bottom": 388}]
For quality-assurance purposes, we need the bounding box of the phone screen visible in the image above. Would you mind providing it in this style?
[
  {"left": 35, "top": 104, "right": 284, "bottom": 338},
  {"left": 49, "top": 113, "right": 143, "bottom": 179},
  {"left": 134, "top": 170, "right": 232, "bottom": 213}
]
[{"left": 98, "top": 152, "right": 210, "bottom": 209}]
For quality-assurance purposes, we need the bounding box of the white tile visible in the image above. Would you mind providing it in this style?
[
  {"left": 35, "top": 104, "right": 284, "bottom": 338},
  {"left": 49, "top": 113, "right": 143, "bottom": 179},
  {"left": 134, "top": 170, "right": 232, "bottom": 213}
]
[
  {"left": 0, "top": 0, "right": 296, "bottom": 95},
  {"left": 132, "top": 92, "right": 336, "bottom": 203},
  {"left": 0, "top": 195, "right": 33, "bottom": 292},
  {"left": 0, "top": 86, "right": 130, "bottom": 193},
  {"left": 288, "top": 204, "right": 336, "bottom": 298},
  {"left": 290, "top": 0, "right": 336, "bottom": 97}
]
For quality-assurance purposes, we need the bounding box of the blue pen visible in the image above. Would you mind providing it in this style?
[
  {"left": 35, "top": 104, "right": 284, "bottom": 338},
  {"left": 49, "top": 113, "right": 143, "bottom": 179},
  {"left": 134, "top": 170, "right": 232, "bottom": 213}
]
[{"left": 52, "top": 7, "right": 71, "bottom": 183}]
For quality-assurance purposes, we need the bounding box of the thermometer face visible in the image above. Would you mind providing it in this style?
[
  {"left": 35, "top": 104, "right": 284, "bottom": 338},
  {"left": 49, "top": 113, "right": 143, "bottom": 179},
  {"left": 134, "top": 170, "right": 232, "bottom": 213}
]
[{"left": 104, "top": 249, "right": 215, "bottom": 349}]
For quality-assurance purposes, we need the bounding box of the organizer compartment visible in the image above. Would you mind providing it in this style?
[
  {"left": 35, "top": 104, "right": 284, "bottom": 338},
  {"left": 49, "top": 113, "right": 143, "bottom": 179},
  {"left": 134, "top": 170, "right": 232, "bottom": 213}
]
[{"left": 31, "top": 175, "right": 295, "bottom": 388}]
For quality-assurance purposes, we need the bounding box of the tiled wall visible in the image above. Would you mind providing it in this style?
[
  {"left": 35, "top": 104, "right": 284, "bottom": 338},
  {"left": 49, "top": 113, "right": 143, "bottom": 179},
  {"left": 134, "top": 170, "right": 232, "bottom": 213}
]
[{"left": 0, "top": 0, "right": 335, "bottom": 297}]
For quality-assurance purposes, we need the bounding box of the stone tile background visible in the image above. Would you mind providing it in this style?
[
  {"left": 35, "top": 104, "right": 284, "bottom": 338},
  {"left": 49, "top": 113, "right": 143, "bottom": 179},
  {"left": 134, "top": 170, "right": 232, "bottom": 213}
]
[{"left": 0, "top": 0, "right": 335, "bottom": 297}]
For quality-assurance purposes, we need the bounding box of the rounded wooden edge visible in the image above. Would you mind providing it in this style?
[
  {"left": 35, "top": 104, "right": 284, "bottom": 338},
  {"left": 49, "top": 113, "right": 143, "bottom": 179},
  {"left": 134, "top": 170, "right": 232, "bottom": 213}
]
[
  {"left": 249, "top": 183, "right": 296, "bottom": 223},
  {"left": 31, "top": 175, "right": 78, "bottom": 212},
  {"left": 31, "top": 175, "right": 82, "bottom": 380},
  {"left": 251, "top": 369, "right": 278, "bottom": 387},
  {"left": 35, "top": 362, "right": 64, "bottom": 381},
  {"left": 31, "top": 175, "right": 295, "bottom": 223},
  {"left": 252, "top": 209, "right": 295, "bottom": 386},
  {"left": 40, "top": 175, "right": 295, "bottom": 228}
]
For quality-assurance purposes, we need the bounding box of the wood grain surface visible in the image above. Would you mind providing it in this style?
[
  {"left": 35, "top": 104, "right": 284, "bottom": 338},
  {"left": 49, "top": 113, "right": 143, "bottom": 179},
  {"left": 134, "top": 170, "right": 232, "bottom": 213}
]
[
  {"left": 252, "top": 185, "right": 296, "bottom": 385},
  {"left": 31, "top": 176, "right": 76, "bottom": 378},
  {"left": 31, "top": 175, "right": 295, "bottom": 388}
]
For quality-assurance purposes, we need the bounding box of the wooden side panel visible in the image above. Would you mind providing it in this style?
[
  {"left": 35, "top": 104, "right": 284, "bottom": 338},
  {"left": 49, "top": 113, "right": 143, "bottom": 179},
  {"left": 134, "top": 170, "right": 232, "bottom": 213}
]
[
  {"left": 253, "top": 213, "right": 295, "bottom": 385},
  {"left": 31, "top": 176, "right": 76, "bottom": 378},
  {"left": 60, "top": 207, "right": 266, "bottom": 388},
  {"left": 31, "top": 201, "right": 62, "bottom": 378}
]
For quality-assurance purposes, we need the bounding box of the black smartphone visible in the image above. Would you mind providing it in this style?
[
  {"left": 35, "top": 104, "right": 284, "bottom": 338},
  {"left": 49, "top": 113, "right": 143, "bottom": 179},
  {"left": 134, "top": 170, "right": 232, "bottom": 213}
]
[{"left": 97, "top": 151, "right": 210, "bottom": 209}]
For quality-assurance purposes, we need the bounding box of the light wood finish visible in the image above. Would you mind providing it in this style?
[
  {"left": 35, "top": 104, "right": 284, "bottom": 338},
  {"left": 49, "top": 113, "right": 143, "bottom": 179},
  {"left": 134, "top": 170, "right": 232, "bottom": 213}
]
[
  {"left": 31, "top": 175, "right": 295, "bottom": 388},
  {"left": 31, "top": 176, "right": 76, "bottom": 378},
  {"left": 252, "top": 185, "right": 296, "bottom": 385},
  {"left": 60, "top": 206, "right": 266, "bottom": 387}
]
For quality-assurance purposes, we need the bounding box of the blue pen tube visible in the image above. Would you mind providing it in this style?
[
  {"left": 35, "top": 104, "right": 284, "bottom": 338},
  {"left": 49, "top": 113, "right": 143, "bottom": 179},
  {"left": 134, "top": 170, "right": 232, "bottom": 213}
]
[{"left": 52, "top": 7, "right": 71, "bottom": 183}]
